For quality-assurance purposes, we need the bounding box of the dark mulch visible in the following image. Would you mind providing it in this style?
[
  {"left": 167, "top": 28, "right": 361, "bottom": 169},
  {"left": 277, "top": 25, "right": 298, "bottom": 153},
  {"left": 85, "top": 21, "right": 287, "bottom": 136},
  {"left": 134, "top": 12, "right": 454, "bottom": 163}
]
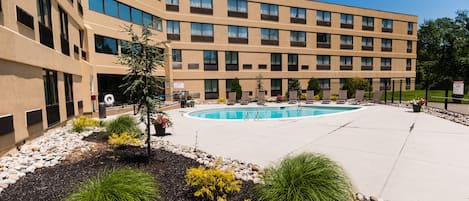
[{"left": 0, "top": 146, "right": 256, "bottom": 201}]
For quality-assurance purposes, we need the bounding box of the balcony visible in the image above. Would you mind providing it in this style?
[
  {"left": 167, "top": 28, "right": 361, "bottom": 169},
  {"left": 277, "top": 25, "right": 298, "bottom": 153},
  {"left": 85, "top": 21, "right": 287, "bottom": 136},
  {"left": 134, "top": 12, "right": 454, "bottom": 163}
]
[
  {"left": 381, "top": 47, "right": 392, "bottom": 52},
  {"left": 288, "top": 65, "right": 298, "bottom": 71},
  {"left": 362, "top": 26, "right": 374, "bottom": 31},
  {"left": 190, "top": 7, "right": 212, "bottom": 15},
  {"left": 60, "top": 35, "right": 70, "bottom": 56},
  {"left": 361, "top": 65, "right": 373, "bottom": 71},
  {"left": 341, "top": 44, "right": 353, "bottom": 50},
  {"left": 261, "top": 14, "right": 278, "bottom": 21},
  {"left": 261, "top": 39, "right": 278, "bottom": 46},
  {"left": 317, "top": 42, "right": 331, "bottom": 48},
  {"left": 290, "top": 41, "right": 306, "bottom": 47},
  {"left": 381, "top": 66, "right": 392, "bottom": 71},
  {"left": 340, "top": 65, "right": 353, "bottom": 70},
  {"left": 362, "top": 46, "right": 373, "bottom": 51},
  {"left": 317, "top": 20, "right": 331, "bottom": 26},
  {"left": 316, "top": 64, "right": 331, "bottom": 70},
  {"left": 290, "top": 17, "right": 306, "bottom": 24},
  {"left": 39, "top": 22, "right": 54, "bottom": 49},
  {"left": 341, "top": 23, "right": 353, "bottom": 29},
  {"left": 167, "top": 33, "right": 180, "bottom": 41},
  {"left": 228, "top": 37, "right": 248, "bottom": 44},
  {"left": 204, "top": 64, "right": 218, "bottom": 71},
  {"left": 228, "top": 11, "right": 247, "bottom": 18},
  {"left": 226, "top": 64, "right": 239, "bottom": 71},
  {"left": 166, "top": 4, "right": 179, "bottom": 12},
  {"left": 382, "top": 27, "right": 393, "bottom": 33},
  {"left": 191, "top": 35, "right": 214, "bottom": 42},
  {"left": 271, "top": 65, "right": 281, "bottom": 71}
]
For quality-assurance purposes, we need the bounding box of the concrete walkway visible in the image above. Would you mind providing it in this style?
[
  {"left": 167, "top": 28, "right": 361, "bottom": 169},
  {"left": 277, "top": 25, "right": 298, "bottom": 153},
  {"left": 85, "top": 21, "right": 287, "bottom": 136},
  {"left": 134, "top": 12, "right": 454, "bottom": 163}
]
[{"left": 163, "top": 103, "right": 469, "bottom": 201}]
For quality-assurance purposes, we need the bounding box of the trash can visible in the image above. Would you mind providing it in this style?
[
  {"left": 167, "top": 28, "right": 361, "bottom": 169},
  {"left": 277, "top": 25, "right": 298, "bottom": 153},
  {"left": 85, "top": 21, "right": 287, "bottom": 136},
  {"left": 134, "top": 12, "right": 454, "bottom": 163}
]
[{"left": 99, "top": 102, "right": 107, "bottom": 119}]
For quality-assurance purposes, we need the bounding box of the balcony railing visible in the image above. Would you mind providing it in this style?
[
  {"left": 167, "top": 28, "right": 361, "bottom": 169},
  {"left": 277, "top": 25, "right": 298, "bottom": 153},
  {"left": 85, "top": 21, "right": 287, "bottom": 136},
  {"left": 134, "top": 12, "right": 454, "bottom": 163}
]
[
  {"left": 191, "top": 35, "right": 213, "bottom": 42},
  {"left": 261, "top": 14, "right": 278, "bottom": 21},
  {"left": 317, "top": 20, "right": 331, "bottom": 26},
  {"left": 261, "top": 39, "right": 278, "bottom": 46},
  {"left": 228, "top": 10, "right": 247, "bottom": 18},
  {"left": 290, "top": 17, "right": 306, "bottom": 24},
  {"left": 228, "top": 37, "right": 248, "bottom": 44}
]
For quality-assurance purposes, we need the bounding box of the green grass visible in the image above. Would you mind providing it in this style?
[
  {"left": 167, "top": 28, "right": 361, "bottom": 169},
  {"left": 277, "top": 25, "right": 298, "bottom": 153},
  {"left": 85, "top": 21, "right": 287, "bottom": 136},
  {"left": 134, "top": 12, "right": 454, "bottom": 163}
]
[
  {"left": 66, "top": 168, "right": 162, "bottom": 201},
  {"left": 363, "top": 90, "right": 469, "bottom": 103},
  {"left": 104, "top": 115, "right": 141, "bottom": 138},
  {"left": 256, "top": 153, "right": 354, "bottom": 201}
]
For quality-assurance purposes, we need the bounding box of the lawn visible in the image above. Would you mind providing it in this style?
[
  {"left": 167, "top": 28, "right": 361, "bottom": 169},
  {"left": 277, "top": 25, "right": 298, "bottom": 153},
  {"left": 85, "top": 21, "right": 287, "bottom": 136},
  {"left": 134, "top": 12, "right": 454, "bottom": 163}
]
[{"left": 363, "top": 90, "right": 469, "bottom": 104}]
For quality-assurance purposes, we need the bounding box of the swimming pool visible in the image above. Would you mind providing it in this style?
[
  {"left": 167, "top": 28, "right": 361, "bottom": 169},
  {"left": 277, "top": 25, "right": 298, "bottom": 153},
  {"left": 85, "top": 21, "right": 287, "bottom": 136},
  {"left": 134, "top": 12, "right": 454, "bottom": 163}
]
[{"left": 187, "top": 105, "right": 361, "bottom": 120}]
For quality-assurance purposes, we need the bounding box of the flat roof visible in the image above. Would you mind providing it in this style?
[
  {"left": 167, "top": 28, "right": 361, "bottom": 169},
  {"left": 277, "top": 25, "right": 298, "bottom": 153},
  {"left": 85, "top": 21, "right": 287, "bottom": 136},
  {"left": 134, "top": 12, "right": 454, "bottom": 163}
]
[{"left": 314, "top": 0, "right": 418, "bottom": 17}]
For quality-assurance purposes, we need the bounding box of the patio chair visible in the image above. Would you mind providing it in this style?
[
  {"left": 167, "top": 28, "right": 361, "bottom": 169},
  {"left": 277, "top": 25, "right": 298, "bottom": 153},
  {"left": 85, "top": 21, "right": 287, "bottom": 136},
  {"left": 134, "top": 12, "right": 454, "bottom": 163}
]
[
  {"left": 305, "top": 90, "right": 315, "bottom": 104},
  {"left": 227, "top": 92, "right": 236, "bottom": 105},
  {"left": 288, "top": 91, "right": 298, "bottom": 104},
  {"left": 240, "top": 91, "right": 249, "bottom": 105},
  {"left": 321, "top": 90, "right": 331, "bottom": 104},
  {"left": 370, "top": 91, "right": 383, "bottom": 104},
  {"left": 257, "top": 91, "right": 266, "bottom": 105},
  {"left": 336, "top": 90, "right": 347, "bottom": 104},
  {"left": 351, "top": 90, "right": 365, "bottom": 105}
]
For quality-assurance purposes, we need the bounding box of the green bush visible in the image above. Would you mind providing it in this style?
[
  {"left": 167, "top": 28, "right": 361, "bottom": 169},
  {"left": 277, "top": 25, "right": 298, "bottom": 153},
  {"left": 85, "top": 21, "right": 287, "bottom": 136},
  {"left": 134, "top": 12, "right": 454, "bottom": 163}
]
[
  {"left": 342, "top": 77, "right": 371, "bottom": 98},
  {"left": 66, "top": 168, "right": 161, "bottom": 201},
  {"left": 256, "top": 153, "right": 353, "bottom": 201},
  {"left": 72, "top": 116, "right": 100, "bottom": 133},
  {"left": 230, "top": 78, "right": 243, "bottom": 100},
  {"left": 307, "top": 78, "right": 322, "bottom": 98},
  {"left": 104, "top": 115, "right": 141, "bottom": 138},
  {"left": 185, "top": 166, "right": 242, "bottom": 201}
]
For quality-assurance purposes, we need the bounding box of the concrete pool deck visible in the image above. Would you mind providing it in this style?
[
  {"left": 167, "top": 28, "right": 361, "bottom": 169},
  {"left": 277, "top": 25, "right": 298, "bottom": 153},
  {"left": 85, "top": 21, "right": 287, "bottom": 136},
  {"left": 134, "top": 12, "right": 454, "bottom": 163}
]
[{"left": 162, "top": 103, "right": 469, "bottom": 201}]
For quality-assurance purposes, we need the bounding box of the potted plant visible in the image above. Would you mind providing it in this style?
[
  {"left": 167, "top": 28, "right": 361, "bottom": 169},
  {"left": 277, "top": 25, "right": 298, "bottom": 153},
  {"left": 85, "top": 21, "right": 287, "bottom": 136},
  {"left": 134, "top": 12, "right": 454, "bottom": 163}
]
[
  {"left": 151, "top": 113, "right": 172, "bottom": 136},
  {"left": 411, "top": 98, "right": 426, "bottom": 112},
  {"left": 276, "top": 95, "right": 283, "bottom": 103}
]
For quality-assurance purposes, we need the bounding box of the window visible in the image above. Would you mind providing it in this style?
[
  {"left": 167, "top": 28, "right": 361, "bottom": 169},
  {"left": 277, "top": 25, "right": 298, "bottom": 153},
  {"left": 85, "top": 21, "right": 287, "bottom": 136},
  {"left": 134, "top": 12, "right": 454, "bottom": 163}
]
[
  {"left": 380, "top": 78, "right": 391, "bottom": 90},
  {"left": 290, "top": 31, "right": 306, "bottom": 47},
  {"left": 130, "top": 8, "right": 142, "bottom": 25},
  {"left": 166, "top": 0, "right": 179, "bottom": 11},
  {"left": 341, "top": 14, "right": 353, "bottom": 28},
  {"left": 89, "top": 0, "right": 104, "bottom": 13},
  {"left": 340, "top": 78, "right": 347, "bottom": 89},
  {"left": 271, "top": 53, "right": 282, "bottom": 71},
  {"left": 318, "top": 79, "right": 330, "bottom": 90},
  {"left": 361, "top": 57, "right": 373, "bottom": 70},
  {"left": 118, "top": 3, "right": 130, "bottom": 21},
  {"left": 381, "top": 39, "right": 392, "bottom": 51},
  {"left": 167, "top": 20, "right": 180, "bottom": 40},
  {"left": 225, "top": 51, "right": 238, "bottom": 71},
  {"left": 228, "top": 26, "right": 248, "bottom": 38},
  {"left": 271, "top": 79, "right": 282, "bottom": 96},
  {"left": 59, "top": 7, "right": 70, "bottom": 56},
  {"left": 317, "top": 10, "right": 331, "bottom": 26},
  {"left": 406, "top": 59, "right": 412, "bottom": 70},
  {"left": 17, "top": 6, "right": 35, "bottom": 29},
  {"left": 203, "top": 50, "right": 218, "bottom": 71},
  {"left": 204, "top": 79, "right": 219, "bottom": 99},
  {"left": 43, "top": 70, "right": 58, "bottom": 106},
  {"left": 340, "top": 56, "right": 353, "bottom": 70},
  {"left": 191, "top": 0, "right": 213, "bottom": 8},
  {"left": 64, "top": 73, "right": 74, "bottom": 103},
  {"left": 382, "top": 19, "right": 393, "bottom": 32},
  {"left": 172, "top": 49, "right": 181, "bottom": 62},
  {"left": 406, "top": 78, "right": 411, "bottom": 90},
  {"left": 291, "top": 7, "right": 306, "bottom": 23},
  {"left": 340, "top": 35, "right": 353, "bottom": 49},
  {"left": 362, "top": 16, "right": 374, "bottom": 30},
  {"left": 288, "top": 54, "right": 298, "bottom": 71},
  {"left": 191, "top": 23, "right": 214, "bottom": 42},
  {"left": 381, "top": 58, "right": 392, "bottom": 70},
  {"left": 317, "top": 55, "right": 330, "bottom": 70},
  {"left": 95, "top": 35, "right": 118, "bottom": 55},
  {"left": 104, "top": 0, "right": 118, "bottom": 17},
  {"left": 362, "top": 37, "right": 373, "bottom": 50},
  {"left": 261, "top": 3, "right": 278, "bottom": 21},
  {"left": 408, "top": 22, "right": 413, "bottom": 34},
  {"left": 228, "top": 0, "right": 247, "bottom": 12},
  {"left": 407, "top": 40, "right": 412, "bottom": 52},
  {"left": 317, "top": 33, "right": 331, "bottom": 48},
  {"left": 226, "top": 79, "right": 232, "bottom": 97},
  {"left": 261, "top": 28, "right": 278, "bottom": 45},
  {"left": 166, "top": 0, "right": 179, "bottom": 5},
  {"left": 366, "top": 78, "right": 373, "bottom": 89},
  {"left": 38, "top": 0, "right": 54, "bottom": 48}
]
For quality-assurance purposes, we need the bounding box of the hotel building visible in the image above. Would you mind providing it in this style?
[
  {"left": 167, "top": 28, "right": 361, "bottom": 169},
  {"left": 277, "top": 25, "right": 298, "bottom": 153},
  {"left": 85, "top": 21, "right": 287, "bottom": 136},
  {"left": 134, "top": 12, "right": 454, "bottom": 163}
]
[{"left": 0, "top": 0, "right": 417, "bottom": 153}]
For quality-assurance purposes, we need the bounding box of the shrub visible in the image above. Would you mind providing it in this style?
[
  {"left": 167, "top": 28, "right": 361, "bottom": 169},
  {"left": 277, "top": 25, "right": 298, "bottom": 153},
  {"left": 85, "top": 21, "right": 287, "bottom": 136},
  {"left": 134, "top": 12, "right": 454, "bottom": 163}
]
[
  {"left": 342, "top": 77, "right": 371, "bottom": 98},
  {"left": 72, "top": 116, "right": 100, "bottom": 133},
  {"left": 185, "top": 166, "right": 242, "bottom": 201},
  {"left": 217, "top": 97, "right": 226, "bottom": 103},
  {"left": 300, "top": 93, "right": 306, "bottom": 100},
  {"left": 313, "top": 95, "right": 321, "bottom": 101},
  {"left": 331, "top": 94, "right": 338, "bottom": 101},
  {"left": 230, "top": 78, "right": 243, "bottom": 100},
  {"left": 105, "top": 115, "right": 140, "bottom": 138},
  {"left": 307, "top": 78, "right": 322, "bottom": 96},
  {"left": 66, "top": 168, "right": 161, "bottom": 201},
  {"left": 107, "top": 132, "right": 143, "bottom": 147},
  {"left": 256, "top": 153, "right": 353, "bottom": 201}
]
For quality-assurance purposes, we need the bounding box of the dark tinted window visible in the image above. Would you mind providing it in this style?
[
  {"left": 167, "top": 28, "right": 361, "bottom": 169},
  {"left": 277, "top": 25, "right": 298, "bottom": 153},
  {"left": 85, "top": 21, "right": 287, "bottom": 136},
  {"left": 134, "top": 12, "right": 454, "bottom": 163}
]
[
  {"left": 95, "top": 35, "right": 118, "bottom": 55},
  {"left": 118, "top": 3, "right": 130, "bottom": 21},
  {"left": 131, "top": 8, "right": 142, "bottom": 25},
  {"left": 104, "top": 0, "right": 118, "bottom": 17}
]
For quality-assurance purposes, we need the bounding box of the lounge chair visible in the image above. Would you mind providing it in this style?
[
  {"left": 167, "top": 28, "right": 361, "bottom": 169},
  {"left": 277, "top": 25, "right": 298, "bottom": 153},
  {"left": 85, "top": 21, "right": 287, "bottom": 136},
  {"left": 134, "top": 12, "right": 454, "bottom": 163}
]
[
  {"left": 336, "top": 90, "right": 347, "bottom": 104},
  {"left": 240, "top": 91, "right": 249, "bottom": 105},
  {"left": 321, "top": 90, "right": 331, "bottom": 104},
  {"left": 227, "top": 92, "right": 236, "bottom": 105},
  {"left": 351, "top": 90, "right": 365, "bottom": 105},
  {"left": 305, "top": 90, "right": 315, "bottom": 104},
  {"left": 257, "top": 91, "right": 266, "bottom": 105},
  {"left": 370, "top": 91, "right": 383, "bottom": 104},
  {"left": 288, "top": 91, "right": 298, "bottom": 104}
]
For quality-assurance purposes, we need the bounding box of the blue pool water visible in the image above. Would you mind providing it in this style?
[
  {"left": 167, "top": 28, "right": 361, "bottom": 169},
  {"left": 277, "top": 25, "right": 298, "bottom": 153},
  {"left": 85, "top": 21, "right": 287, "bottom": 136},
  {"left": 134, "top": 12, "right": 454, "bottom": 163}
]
[{"left": 188, "top": 106, "right": 360, "bottom": 120}]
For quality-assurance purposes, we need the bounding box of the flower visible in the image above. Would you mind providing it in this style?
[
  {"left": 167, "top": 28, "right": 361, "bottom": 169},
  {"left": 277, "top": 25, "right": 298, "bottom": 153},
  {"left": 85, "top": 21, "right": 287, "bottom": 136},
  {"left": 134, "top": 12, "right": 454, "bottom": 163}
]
[
  {"left": 151, "top": 113, "right": 172, "bottom": 128},
  {"left": 412, "top": 98, "right": 426, "bottom": 107}
]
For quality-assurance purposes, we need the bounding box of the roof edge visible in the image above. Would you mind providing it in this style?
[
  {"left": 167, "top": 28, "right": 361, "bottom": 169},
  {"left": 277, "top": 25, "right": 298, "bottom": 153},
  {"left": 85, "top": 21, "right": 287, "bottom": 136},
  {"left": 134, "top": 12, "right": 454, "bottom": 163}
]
[{"left": 313, "top": 0, "right": 418, "bottom": 18}]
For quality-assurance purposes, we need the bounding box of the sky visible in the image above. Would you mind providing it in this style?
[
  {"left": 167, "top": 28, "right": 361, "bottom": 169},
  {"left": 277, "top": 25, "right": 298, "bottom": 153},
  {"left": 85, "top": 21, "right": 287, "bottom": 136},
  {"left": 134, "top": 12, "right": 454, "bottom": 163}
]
[{"left": 317, "top": 0, "right": 469, "bottom": 25}]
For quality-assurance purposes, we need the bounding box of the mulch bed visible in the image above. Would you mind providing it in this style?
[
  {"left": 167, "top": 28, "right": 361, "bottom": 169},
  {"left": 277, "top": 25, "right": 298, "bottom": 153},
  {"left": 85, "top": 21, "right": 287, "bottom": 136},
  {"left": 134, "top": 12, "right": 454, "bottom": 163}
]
[{"left": 0, "top": 142, "right": 256, "bottom": 201}]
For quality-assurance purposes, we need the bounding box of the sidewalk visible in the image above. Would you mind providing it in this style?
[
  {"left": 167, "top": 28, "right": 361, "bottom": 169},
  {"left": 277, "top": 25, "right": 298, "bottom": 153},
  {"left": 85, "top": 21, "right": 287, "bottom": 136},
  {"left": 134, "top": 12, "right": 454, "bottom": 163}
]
[{"left": 427, "top": 102, "right": 469, "bottom": 115}]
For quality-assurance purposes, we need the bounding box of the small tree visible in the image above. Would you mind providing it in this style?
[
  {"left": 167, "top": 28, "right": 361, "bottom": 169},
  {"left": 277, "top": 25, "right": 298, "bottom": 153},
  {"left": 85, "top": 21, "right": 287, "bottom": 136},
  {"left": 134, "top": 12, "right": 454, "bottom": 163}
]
[
  {"left": 230, "top": 78, "right": 243, "bottom": 100},
  {"left": 307, "top": 77, "right": 321, "bottom": 94},
  {"left": 118, "top": 25, "right": 168, "bottom": 157},
  {"left": 342, "top": 77, "right": 371, "bottom": 98},
  {"left": 286, "top": 79, "right": 301, "bottom": 98}
]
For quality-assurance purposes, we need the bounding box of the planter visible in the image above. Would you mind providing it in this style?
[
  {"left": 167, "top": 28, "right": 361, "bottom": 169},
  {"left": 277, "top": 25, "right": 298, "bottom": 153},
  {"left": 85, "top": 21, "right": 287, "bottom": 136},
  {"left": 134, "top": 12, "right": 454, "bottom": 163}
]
[
  {"left": 154, "top": 124, "right": 166, "bottom": 136},
  {"left": 412, "top": 104, "right": 421, "bottom": 112}
]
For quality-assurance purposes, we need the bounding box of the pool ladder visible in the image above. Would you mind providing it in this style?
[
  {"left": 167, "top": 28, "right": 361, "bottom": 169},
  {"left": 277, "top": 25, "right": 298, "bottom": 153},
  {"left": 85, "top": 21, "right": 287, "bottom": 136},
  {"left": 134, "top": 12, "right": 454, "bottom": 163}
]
[{"left": 243, "top": 110, "right": 260, "bottom": 120}]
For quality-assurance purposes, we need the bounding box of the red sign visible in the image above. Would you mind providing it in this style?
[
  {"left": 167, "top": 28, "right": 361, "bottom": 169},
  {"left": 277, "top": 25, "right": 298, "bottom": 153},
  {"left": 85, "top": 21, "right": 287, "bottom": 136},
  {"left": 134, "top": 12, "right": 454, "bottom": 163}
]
[{"left": 91, "top": 95, "right": 97, "bottom": 100}]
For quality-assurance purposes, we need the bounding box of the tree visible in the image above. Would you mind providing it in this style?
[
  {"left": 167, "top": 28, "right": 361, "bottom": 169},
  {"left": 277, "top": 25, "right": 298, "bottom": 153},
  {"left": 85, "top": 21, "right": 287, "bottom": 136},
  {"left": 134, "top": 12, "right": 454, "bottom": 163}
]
[
  {"left": 307, "top": 77, "right": 321, "bottom": 94},
  {"left": 118, "top": 25, "right": 168, "bottom": 157},
  {"left": 342, "top": 77, "right": 370, "bottom": 98},
  {"left": 230, "top": 78, "right": 242, "bottom": 100},
  {"left": 286, "top": 79, "right": 301, "bottom": 98}
]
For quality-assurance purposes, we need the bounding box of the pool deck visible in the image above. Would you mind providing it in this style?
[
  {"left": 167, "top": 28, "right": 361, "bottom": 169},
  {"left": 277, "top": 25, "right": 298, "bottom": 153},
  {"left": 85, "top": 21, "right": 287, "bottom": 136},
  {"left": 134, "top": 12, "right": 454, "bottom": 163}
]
[{"left": 162, "top": 103, "right": 469, "bottom": 201}]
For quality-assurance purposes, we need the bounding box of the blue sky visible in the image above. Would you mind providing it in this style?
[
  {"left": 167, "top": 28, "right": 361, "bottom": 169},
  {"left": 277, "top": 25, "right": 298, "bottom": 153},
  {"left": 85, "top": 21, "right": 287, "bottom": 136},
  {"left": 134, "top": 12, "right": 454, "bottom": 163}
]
[{"left": 317, "top": 0, "right": 469, "bottom": 25}]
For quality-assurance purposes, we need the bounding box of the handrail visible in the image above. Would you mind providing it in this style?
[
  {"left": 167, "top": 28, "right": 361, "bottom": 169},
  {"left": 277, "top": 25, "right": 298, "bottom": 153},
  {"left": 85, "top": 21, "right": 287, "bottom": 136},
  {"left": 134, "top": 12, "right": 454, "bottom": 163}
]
[{"left": 244, "top": 112, "right": 249, "bottom": 120}]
